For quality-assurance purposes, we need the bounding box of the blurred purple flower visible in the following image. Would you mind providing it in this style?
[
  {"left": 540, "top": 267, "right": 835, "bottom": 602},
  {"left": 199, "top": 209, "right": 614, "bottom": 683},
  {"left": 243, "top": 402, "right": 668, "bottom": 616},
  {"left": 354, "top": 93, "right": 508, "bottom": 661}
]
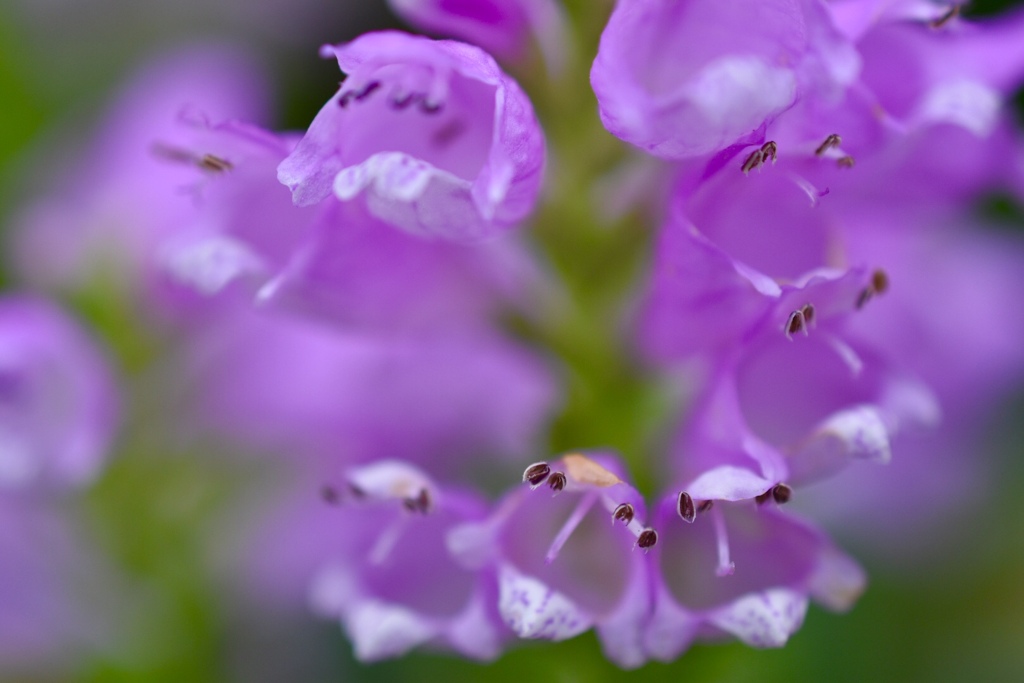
[
  {"left": 278, "top": 31, "right": 546, "bottom": 240},
  {"left": 249, "top": 460, "right": 504, "bottom": 661},
  {"left": 0, "top": 297, "right": 119, "bottom": 491},
  {"left": 183, "top": 308, "right": 557, "bottom": 469},
  {"left": 155, "top": 115, "right": 542, "bottom": 331},
  {"left": 387, "top": 0, "right": 567, "bottom": 71},
  {"left": 590, "top": 0, "right": 859, "bottom": 159},
  {"left": 11, "top": 45, "right": 270, "bottom": 297}
]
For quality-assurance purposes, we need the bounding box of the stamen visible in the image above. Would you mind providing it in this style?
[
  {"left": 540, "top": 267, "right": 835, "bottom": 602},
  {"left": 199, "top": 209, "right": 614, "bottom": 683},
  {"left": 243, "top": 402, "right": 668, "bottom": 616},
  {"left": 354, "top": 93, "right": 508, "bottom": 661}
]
[
  {"left": 856, "top": 269, "right": 889, "bottom": 310},
  {"left": 929, "top": 5, "right": 959, "bottom": 29},
  {"left": 612, "top": 502, "right": 635, "bottom": 526},
  {"left": 784, "top": 309, "right": 806, "bottom": 339},
  {"left": 197, "top": 154, "right": 233, "bottom": 173},
  {"left": 677, "top": 491, "right": 696, "bottom": 524},
  {"left": 837, "top": 155, "right": 855, "bottom": 169},
  {"left": 150, "top": 144, "right": 233, "bottom": 174},
  {"left": 420, "top": 98, "right": 444, "bottom": 114},
  {"left": 741, "top": 148, "right": 763, "bottom": 175},
  {"left": 321, "top": 485, "right": 341, "bottom": 505},
  {"left": 355, "top": 81, "right": 381, "bottom": 101},
  {"left": 402, "top": 488, "right": 432, "bottom": 514},
  {"left": 548, "top": 471, "right": 567, "bottom": 494},
  {"left": 772, "top": 483, "right": 792, "bottom": 504},
  {"left": 151, "top": 142, "right": 196, "bottom": 164},
  {"left": 636, "top": 528, "right": 658, "bottom": 552},
  {"left": 755, "top": 489, "right": 772, "bottom": 505},
  {"left": 523, "top": 461, "right": 551, "bottom": 488},
  {"left": 871, "top": 269, "right": 889, "bottom": 295},
  {"left": 338, "top": 91, "right": 356, "bottom": 108},
  {"left": 348, "top": 482, "right": 366, "bottom": 499},
  {"left": 545, "top": 493, "right": 597, "bottom": 564},
  {"left": 389, "top": 88, "right": 420, "bottom": 110},
  {"left": 711, "top": 507, "right": 735, "bottom": 577},
  {"left": 697, "top": 500, "right": 714, "bottom": 514},
  {"left": 801, "top": 303, "right": 816, "bottom": 327},
  {"left": 369, "top": 515, "right": 411, "bottom": 566},
  {"left": 815, "top": 134, "right": 842, "bottom": 156},
  {"left": 433, "top": 119, "right": 467, "bottom": 146},
  {"left": 760, "top": 141, "right": 778, "bottom": 165}
]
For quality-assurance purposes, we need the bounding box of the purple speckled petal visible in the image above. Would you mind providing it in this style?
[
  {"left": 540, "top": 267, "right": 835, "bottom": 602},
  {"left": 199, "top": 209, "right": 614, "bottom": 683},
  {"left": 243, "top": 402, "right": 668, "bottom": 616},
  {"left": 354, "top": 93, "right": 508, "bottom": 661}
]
[
  {"left": 646, "top": 499, "right": 864, "bottom": 658},
  {"left": 497, "top": 566, "right": 591, "bottom": 640},
  {"left": 455, "top": 453, "right": 654, "bottom": 668}
]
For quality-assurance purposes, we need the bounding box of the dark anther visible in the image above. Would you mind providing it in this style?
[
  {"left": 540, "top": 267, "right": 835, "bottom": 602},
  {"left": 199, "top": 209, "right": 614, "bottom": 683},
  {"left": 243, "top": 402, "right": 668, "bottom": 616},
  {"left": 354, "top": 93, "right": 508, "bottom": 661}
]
[
  {"left": 150, "top": 143, "right": 195, "bottom": 164},
  {"left": 548, "top": 471, "right": 567, "bottom": 493},
  {"left": 612, "top": 503, "right": 635, "bottom": 525},
  {"left": 402, "top": 488, "right": 432, "bottom": 514},
  {"left": 871, "top": 269, "right": 889, "bottom": 295},
  {"left": 433, "top": 119, "right": 467, "bottom": 146},
  {"left": 197, "top": 154, "right": 233, "bottom": 173},
  {"left": 389, "top": 89, "right": 420, "bottom": 110},
  {"left": 785, "top": 309, "right": 806, "bottom": 339},
  {"left": 815, "top": 134, "right": 842, "bottom": 156},
  {"left": 772, "top": 483, "right": 793, "bottom": 504},
  {"left": 755, "top": 490, "right": 772, "bottom": 505},
  {"left": 338, "top": 91, "right": 356, "bottom": 108},
  {"left": 420, "top": 98, "right": 444, "bottom": 114},
  {"left": 760, "top": 140, "right": 778, "bottom": 165},
  {"left": 677, "top": 491, "right": 696, "bottom": 523},
  {"left": 837, "top": 155, "right": 856, "bottom": 169},
  {"left": 697, "top": 500, "right": 714, "bottom": 514},
  {"left": 741, "top": 148, "right": 763, "bottom": 174},
  {"left": 637, "top": 528, "right": 659, "bottom": 551},
  {"left": 856, "top": 269, "right": 889, "bottom": 310},
  {"left": 355, "top": 81, "right": 381, "bottom": 101},
  {"left": 929, "top": 5, "right": 959, "bottom": 29},
  {"left": 347, "top": 482, "right": 366, "bottom": 499},
  {"left": 321, "top": 485, "right": 341, "bottom": 505},
  {"left": 801, "top": 303, "right": 816, "bottom": 326},
  {"left": 523, "top": 461, "right": 551, "bottom": 487}
]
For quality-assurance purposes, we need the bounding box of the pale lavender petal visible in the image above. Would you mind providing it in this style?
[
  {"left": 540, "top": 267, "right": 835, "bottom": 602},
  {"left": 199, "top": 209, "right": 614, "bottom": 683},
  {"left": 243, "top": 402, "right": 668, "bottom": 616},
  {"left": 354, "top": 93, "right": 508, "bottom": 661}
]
[
  {"left": 591, "top": 0, "right": 858, "bottom": 159},
  {"left": 278, "top": 31, "right": 544, "bottom": 240},
  {"left": 0, "top": 297, "right": 119, "bottom": 491}
]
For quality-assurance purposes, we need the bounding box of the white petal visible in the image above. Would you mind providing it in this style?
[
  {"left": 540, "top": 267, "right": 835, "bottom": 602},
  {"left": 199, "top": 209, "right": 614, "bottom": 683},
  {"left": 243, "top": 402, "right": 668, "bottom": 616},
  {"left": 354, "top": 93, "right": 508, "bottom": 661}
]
[
  {"left": 345, "top": 600, "right": 438, "bottom": 662},
  {"left": 498, "top": 566, "right": 591, "bottom": 640},
  {"left": 809, "top": 546, "right": 866, "bottom": 612},
  {"left": 708, "top": 589, "right": 808, "bottom": 648},
  {"left": 160, "top": 233, "right": 267, "bottom": 296}
]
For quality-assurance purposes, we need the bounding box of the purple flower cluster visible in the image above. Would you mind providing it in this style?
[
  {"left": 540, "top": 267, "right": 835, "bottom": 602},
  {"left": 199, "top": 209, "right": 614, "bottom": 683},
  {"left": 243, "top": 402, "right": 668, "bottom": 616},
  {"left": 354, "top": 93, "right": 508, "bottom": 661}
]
[
  {"left": 6, "top": 0, "right": 1024, "bottom": 672},
  {"left": 0, "top": 297, "right": 119, "bottom": 665}
]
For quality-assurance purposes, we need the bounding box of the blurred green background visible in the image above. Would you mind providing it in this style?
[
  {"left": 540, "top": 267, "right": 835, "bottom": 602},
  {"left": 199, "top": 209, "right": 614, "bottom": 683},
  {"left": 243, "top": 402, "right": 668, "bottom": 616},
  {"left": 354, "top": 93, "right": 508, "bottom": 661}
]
[{"left": 1, "top": 0, "right": 1023, "bottom": 681}]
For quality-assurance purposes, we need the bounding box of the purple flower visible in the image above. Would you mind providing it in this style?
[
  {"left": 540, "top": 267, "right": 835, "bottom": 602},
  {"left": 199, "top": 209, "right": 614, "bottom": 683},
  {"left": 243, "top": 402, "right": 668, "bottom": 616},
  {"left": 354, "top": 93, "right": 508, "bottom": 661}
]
[
  {"left": 450, "top": 453, "right": 655, "bottom": 668},
  {"left": 249, "top": 461, "right": 504, "bottom": 661},
  {"left": 10, "top": 45, "right": 270, "bottom": 296},
  {"left": 590, "top": 0, "right": 859, "bottom": 159},
  {"left": 132, "top": 111, "right": 541, "bottom": 330},
  {"left": 277, "top": 31, "right": 546, "bottom": 240},
  {"left": 183, "top": 308, "right": 557, "bottom": 469},
  {"left": 387, "top": 0, "right": 567, "bottom": 70},
  {"left": 0, "top": 297, "right": 119, "bottom": 491},
  {"left": 645, "top": 497, "right": 864, "bottom": 660}
]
